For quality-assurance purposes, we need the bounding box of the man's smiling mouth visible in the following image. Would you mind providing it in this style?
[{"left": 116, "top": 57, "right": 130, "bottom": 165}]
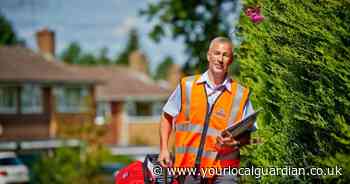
[{"left": 215, "top": 64, "right": 224, "bottom": 69}]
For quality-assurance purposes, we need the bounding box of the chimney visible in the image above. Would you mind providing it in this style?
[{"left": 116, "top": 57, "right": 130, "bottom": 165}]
[
  {"left": 129, "top": 50, "right": 149, "bottom": 74},
  {"left": 36, "top": 28, "right": 55, "bottom": 59},
  {"left": 167, "top": 64, "right": 183, "bottom": 90}
]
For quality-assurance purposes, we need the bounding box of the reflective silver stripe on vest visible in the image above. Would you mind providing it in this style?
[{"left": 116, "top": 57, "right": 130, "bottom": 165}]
[
  {"left": 176, "top": 146, "right": 217, "bottom": 160},
  {"left": 184, "top": 76, "right": 196, "bottom": 119},
  {"left": 175, "top": 123, "right": 221, "bottom": 137},
  {"left": 228, "top": 84, "right": 244, "bottom": 126}
]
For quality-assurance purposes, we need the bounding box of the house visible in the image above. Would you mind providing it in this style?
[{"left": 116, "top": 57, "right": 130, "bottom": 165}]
[
  {"left": 0, "top": 28, "right": 179, "bottom": 150},
  {"left": 0, "top": 29, "right": 101, "bottom": 151},
  {"left": 66, "top": 41, "right": 175, "bottom": 147},
  {"left": 71, "top": 57, "right": 171, "bottom": 146}
]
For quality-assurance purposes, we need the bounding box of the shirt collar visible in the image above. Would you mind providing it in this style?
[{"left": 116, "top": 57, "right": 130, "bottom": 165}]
[{"left": 196, "top": 71, "right": 232, "bottom": 92}]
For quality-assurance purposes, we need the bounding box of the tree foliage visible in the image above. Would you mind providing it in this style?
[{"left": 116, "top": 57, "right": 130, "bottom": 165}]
[
  {"left": 61, "top": 42, "right": 82, "bottom": 64},
  {"left": 98, "top": 47, "right": 111, "bottom": 65},
  {"left": 60, "top": 42, "right": 111, "bottom": 66},
  {"left": 60, "top": 29, "right": 140, "bottom": 67},
  {"left": 114, "top": 28, "right": 140, "bottom": 65},
  {"left": 237, "top": 0, "right": 350, "bottom": 183},
  {"left": 32, "top": 120, "right": 134, "bottom": 184},
  {"left": 143, "top": 0, "right": 350, "bottom": 183},
  {"left": 0, "top": 14, "right": 22, "bottom": 45},
  {"left": 141, "top": 0, "right": 242, "bottom": 74},
  {"left": 154, "top": 56, "right": 174, "bottom": 80}
]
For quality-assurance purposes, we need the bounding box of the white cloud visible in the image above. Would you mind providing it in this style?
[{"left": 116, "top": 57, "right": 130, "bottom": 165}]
[{"left": 112, "top": 16, "right": 138, "bottom": 37}]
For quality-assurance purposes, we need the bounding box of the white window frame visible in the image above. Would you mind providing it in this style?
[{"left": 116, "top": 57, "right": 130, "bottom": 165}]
[
  {"left": 54, "top": 86, "right": 90, "bottom": 113},
  {"left": 95, "top": 101, "right": 111, "bottom": 125},
  {"left": 0, "top": 86, "right": 18, "bottom": 114},
  {"left": 126, "top": 100, "right": 164, "bottom": 123},
  {"left": 21, "top": 84, "right": 43, "bottom": 114}
]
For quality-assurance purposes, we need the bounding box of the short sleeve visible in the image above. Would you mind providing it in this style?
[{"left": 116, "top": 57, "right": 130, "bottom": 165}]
[{"left": 162, "top": 84, "right": 181, "bottom": 118}]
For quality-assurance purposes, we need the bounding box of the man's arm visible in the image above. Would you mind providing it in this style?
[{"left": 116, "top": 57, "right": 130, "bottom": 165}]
[
  {"left": 159, "top": 112, "right": 174, "bottom": 167},
  {"left": 158, "top": 84, "right": 181, "bottom": 167}
]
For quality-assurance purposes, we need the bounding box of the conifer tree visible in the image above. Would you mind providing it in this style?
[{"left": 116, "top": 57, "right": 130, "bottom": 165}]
[
  {"left": 154, "top": 56, "right": 174, "bottom": 80},
  {"left": 115, "top": 29, "right": 140, "bottom": 65},
  {"left": 0, "top": 14, "right": 22, "bottom": 45},
  {"left": 237, "top": 0, "right": 350, "bottom": 183}
]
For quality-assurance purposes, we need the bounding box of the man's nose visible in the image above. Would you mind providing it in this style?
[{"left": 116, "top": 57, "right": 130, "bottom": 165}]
[{"left": 218, "top": 55, "right": 224, "bottom": 62}]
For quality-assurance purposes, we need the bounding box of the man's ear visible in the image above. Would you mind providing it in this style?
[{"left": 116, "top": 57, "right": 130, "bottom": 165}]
[
  {"left": 229, "top": 58, "right": 233, "bottom": 65},
  {"left": 229, "top": 52, "right": 234, "bottom": 65}
]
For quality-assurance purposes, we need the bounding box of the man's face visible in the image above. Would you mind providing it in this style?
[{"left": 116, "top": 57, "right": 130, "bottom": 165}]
[{"left": 207, "top": 41, "right": 233, "bottom": 75}]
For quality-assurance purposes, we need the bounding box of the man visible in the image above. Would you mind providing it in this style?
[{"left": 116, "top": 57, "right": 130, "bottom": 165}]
[{"left": 158, "top": 37, "right": 256, "bottom": 184}]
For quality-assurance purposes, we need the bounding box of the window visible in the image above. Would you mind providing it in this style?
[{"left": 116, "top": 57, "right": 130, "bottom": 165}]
[
  {"left": 0, "top": 86, "right": 17, "bottom": 114},
  {"left": 126, "top": 101, "right": 152, "bottom": 116},
  {"left": 126, "top": 100, "right": 165, "bottom": 117},
  {"left": 126, "top": 101, "right": 136, "bottom": 116},
  {"left": 21, "top": 84, "right": 43, "bottom": 114},
  {"left": 95, "top": 101, "right": 111, "bottom": 125},
  {"left": 55, "top": 86, "right": 90, "bottom": 113},
  {"left": 135, "top": 102, "right": 152, "bottom": 116}
]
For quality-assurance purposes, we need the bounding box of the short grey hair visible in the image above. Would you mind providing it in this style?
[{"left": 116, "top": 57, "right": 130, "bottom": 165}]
[{"left": 209, "top": 37, "right": 234, "bottom": 50}]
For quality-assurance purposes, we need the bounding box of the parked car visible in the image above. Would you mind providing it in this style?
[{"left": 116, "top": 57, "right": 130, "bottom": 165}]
[{"left": 0, "top": 152, "right": 29, "bottom": 184}]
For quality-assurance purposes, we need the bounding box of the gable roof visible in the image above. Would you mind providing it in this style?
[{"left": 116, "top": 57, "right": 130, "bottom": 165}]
[
  {"left": 0, "top": 46, "right": 100, "bottom": 84},
  {"left": 0, "top": 45, "right": 170, "bottom": 101},
  {"left": 70, "top": 66, "right": 171, "bottom": 101}
]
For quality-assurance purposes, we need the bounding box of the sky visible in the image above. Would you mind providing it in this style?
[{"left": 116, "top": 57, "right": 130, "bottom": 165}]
[{"left": 0, "top": 0, "right": 187, "bottom": 73}]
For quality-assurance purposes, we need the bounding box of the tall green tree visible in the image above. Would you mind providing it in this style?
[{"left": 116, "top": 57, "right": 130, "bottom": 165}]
[
  {"left": 237, "top": 0, "right": 350, "bottom": 183},
  {"left": 115, "top": 28, "right": 140, "bottom": 65},
  {"left": 97, "top": 47, "right": 111, "bottom": 65},
  {"left": 79, "top": 53, "right": 98, "bottom": 66},
  {"left": 140, "top": 0, "right": 241, "bottom": 74},
  {"left": 0, "top": 14, "right": 21, "bottom": 45},
  {"left": 142, "top": 0, "right": 350, "bottom": 183},
  {"left": 154, "top": 56, "right": 174, "bottom": 80},
  {"left": 60, "top": 42, "right": 82, "bottom": 64},
  {"left": 60, "top": 42, "right": 111, "bottom": 65}
]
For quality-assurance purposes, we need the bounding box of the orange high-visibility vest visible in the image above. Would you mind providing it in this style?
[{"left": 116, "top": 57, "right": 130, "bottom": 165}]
[{"left": 174, "top": 75, "right": 250, "bottom": 170}]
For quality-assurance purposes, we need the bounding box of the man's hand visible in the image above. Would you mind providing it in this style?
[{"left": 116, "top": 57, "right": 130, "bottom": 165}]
[
  {"left": 216, "top": 131, "right": 240, "bottom": 147},
  {"left": 158, "top": 149, "right": 172, "bottom": 168},
  {"left": 159, "top": 112, "right": 173, "bottom": 168}
]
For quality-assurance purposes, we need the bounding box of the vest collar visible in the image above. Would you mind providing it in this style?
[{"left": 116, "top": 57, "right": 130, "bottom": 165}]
[{"left": 196, "top": 71, "right": 232, "bottom": 93}]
